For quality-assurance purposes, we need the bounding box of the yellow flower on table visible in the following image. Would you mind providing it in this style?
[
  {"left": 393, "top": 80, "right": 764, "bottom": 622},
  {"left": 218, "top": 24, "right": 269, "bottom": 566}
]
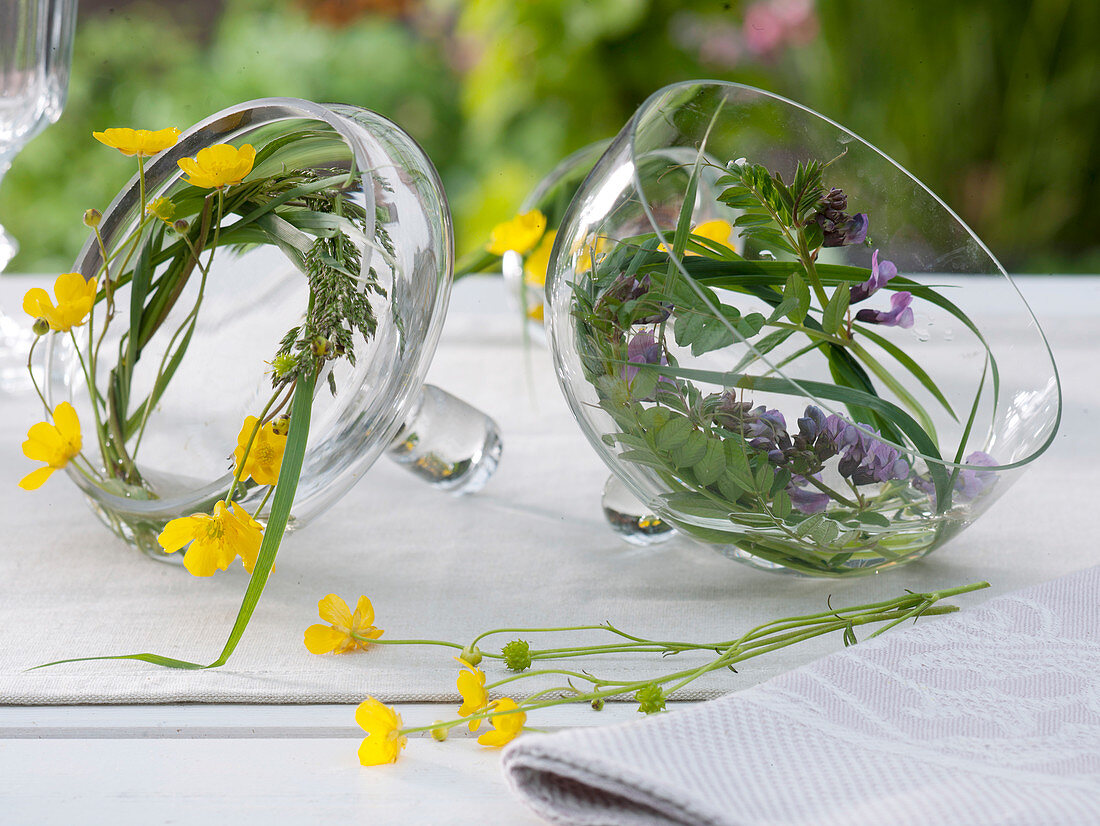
[
  {"left": 22, "top": 273, "right": 96, "bottom": 333},
  {"left": 477, "top": 697, "right": 526, "bottom": 747},
  {"left": 233, "top": 415, "right": 288, "bottom": 486},
  {"left": 177, "top": 144, "right": 257, "bottom": 190},
  {"left": 356, "top": 697, "right": 408, "bottom": 766},
  {"left": 92, "top": 127, "right": 181, "bottom": 157},
  {"left": 486, "top": 210, "right": 546, "bottom": 256},
  {"left": 19, "top": 402, "right": 82, "bottom": 490},
  {"left": 304, "top": 594, "right": 384, "bottom": 655},
  {"left": 157, "top": 500, "right": 264, "bottom": 577},
  {"left": 456, "top": 658, "right": 490, "bottom": 732}
]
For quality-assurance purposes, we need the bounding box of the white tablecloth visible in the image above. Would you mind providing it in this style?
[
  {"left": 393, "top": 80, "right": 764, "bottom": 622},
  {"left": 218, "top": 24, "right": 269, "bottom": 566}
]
[{"left": 0, "top": 275, "right": 1095, "bottom": 705}]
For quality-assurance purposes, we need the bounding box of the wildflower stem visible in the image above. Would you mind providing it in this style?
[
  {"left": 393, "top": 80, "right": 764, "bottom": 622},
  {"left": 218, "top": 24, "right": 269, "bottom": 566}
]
[
  {"left": 801, "top": 473, "right": 860, "bottom": 508},
  {"left": 25, "top": 335, "right": 49, "bottom": 411},
  {"left": 470, "top": 625, "right": 611, "bottom": 648},
  {"left": 69, "top": 330, "right": 111, "bottom": 470}
]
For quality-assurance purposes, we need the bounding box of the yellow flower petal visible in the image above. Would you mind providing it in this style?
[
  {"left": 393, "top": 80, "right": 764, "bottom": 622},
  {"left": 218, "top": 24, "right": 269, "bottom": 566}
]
[
  {"left": 24, "top": 421, "right": 64, "bottom": 455},
  {"left": 351, "top": 595, "right": 376, "bottom": 629},
  {"left": 157, "top": 515, "right": 203, "bottom": 554},
  {"left": 53, "top": 402, "right": 80, "bottom": 442},
  {"left": 178, "top": 143, "right": 256, "bottom": 189},
  {"left": 523, "top": 230, "right": 556, "bottom": 288},
  {"left": 233, "top": 415, "right": 286, "bottom": 486},
  {"left": 20, "top": 403, "right": 82, "bottom": 487},
  {"left": 477, "top": 698, "right": 525, "bottom": 747},
  {"left": 176, "top": 157, "right": 208, "bottom": 186},
  {"left": 486, "top": 210, "right": 546, "bottom": 256},
  {"left": 53, "top": 272, "right": 88, "bottom": 304},
  {"left": 304, "top": 624, "right": 347, "bottom": 655},
  {"left": 355, "top": 698, "right": 407, "bottom": 766},
  {"left": 21, "top": 275, "right": 95, "bottom": 332},
  {"left": 93, "top": 127, "right": 180, "bottom": 157},
  {"left": 22, "top": 287, "right": 50, "bottom": 318},
  {"left": 182, "top": 534, "right": 235, "bottom": 577},
  {"left": 692, "top": 219, "right": 734, "bottom": 248},
  {"left": 358, "top": 735, "right": 403, "bottom": 766},
  {"left": 18, "top": 466, "right": 55, "bottom": 490},
  {"left": 317, "top": 593, "right": 353, "bottom": 628}
]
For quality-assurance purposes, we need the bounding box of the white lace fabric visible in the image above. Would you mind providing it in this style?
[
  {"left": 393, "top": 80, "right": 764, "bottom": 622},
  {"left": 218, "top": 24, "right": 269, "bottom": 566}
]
[{"left": 502, "top": 566, "right": 1100, "bottom": 825}]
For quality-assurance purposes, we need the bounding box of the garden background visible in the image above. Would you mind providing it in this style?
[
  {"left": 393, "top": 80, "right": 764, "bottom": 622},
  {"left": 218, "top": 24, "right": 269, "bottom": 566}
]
[{"left": 3, "top": 0, "right": 1097, "bottom": 273}]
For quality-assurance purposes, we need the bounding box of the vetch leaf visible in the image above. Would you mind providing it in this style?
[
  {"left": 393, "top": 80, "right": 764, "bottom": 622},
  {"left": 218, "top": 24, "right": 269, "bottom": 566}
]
[
  {"left": 693, "top": 437, "right": 726, "bottom": 485},
  {"left": 821, "top": 281, "right": 850, "bottom": 336}
]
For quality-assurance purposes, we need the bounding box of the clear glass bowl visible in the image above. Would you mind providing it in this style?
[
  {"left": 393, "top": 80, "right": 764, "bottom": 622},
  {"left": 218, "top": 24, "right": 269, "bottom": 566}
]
[
  {"left": 44, "top": 98, "right": 500, "bottom": 559},
  {"left": 546, "top": 81, "right": 1060, "bottom": 577}
]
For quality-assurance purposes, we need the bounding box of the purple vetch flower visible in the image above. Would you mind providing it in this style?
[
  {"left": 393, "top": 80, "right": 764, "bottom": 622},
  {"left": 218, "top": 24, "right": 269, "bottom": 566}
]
[
  {"left": 820, "top": 211, "right": 868, "bottom": 248},
  {"left": 712, "top": 396, "right": 793, "bottom": 463},
  {"left": 854, "top": 291, "right": 914, "bottom": 329},
  {"left": 624, "top": 330, "right": 666, "bottom": 384},
  {"left": 787, "top": 474, "right": 830, "bottom": 514},
  {"left": 604, "top": 272, "right": 671, "bottom": 323},
  {"left": 849, "top": 249, "right": 898, "bottom": 304},
  {"left": 956, "top": 450, "right": 998, "bottom": 502},
  {"left": 912, "top": 450, "right": 999, "bottom": 506},
  {"left": 828, "top": 420, "right": 910, "bottom": 486},
  {"left": 813, "top": 187, "right": 869, "bottom": 248}
]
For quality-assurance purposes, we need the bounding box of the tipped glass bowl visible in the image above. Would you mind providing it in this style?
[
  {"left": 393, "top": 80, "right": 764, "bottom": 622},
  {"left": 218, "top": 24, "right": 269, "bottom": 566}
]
[
  {"left": 44, "top": 98, "right": 501, "bottom": 560},
  {"left": 545, "top": 81, "right": 1060, "bottom": 577}
]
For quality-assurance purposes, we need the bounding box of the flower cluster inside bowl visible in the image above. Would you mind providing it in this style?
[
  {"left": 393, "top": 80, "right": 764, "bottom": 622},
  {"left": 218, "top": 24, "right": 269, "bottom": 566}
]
[
  {"left": 38, "top": 98, "right": 499, "bottom": 567},
  {"left": 546, "top": 81, "right": 1061, "bottom": 577}
]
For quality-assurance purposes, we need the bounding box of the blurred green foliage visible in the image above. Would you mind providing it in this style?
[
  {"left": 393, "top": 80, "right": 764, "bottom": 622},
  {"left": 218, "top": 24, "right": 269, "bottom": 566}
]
[{"left": 2, "top": 0, "right": 1097, "bottom": 273}]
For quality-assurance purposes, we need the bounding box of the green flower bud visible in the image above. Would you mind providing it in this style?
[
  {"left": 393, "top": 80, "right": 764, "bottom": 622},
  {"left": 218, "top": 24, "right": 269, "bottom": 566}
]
[
  {"left": 459, "top": 645, "right": 483, "bottom": 667},
  {"left": 430, "top": 721, "right": 449, "bottom": 742},
  {"left": 83, "top": 208, "right": 102, "bottom": 228},
  {"left": 270, "top": 415, "right": 290, "bottom": 436},
  {"left": 634, "top": 684, "right": 666, "bottom": 715},
  {"left": 591, "top": 698, "right": 605, "bottom": 711},
  {"left": 32, "top": 317, "right": 50, "bottom": 336},
  {"left": 173, "top": 219, "right": 189, "bottom": 233},
  {"left": 271, "top": 353, "right": 296, "bottom": 377},
  {"left": 311, "top": 336, "right": 331, "bottom": 357},
  {"left": 502, "top": 639, "right": 532, "bottom": 672}
]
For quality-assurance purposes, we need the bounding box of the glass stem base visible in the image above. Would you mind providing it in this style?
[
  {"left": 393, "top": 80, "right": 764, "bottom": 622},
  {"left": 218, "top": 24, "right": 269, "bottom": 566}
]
[
  {"left": 386, "top": 384, "right": 502, "bottom": 495},
  {"left": 602, "top": 474, "right": 675, "bottom": 545}
]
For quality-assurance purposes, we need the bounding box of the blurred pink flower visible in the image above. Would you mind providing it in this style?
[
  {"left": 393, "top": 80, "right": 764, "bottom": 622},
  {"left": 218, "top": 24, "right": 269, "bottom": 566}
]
[{"left": 744, "top": 0, "right": 818, "bottom": 58}]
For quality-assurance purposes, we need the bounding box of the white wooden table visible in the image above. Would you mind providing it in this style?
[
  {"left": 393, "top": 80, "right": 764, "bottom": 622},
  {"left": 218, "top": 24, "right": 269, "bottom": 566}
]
[
  {"left": 2, "top": 274, "right": 1095, "bottom": 825},
  {"left": 0, "top": 703, "right": 649, "bottom": 824}
]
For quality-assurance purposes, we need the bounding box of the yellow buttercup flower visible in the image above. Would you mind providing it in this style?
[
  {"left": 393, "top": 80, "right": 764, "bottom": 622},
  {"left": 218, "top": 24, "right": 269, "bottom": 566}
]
[
  {"left": 304, "top": 594, "right": 384, "bottom": 655},
  {"left": 574, "top": 234, "right": 610, "bottom": 271},
  {"left": 157, "top": 500, "right": 264, "bottom": 577},
  {"left": 486, "top": 210, "right": 546, "bottom": 256},
  {"left": 356, "top": 697, "right": 408, "bottom": 766},
  {"left": 456, "top": 658, "right": 490, "bottom": 732},
  {"left": 22, "top": 273, "right": 96, "bottom": 333},
  {"left": 19, "top": 402, "right": 82, "bottom": 490},
  {"left": 524, "top": 229, "right": 556, "bottom": 288},
  {"left": 146, "top": 196, "right": 176, "bottom": 225},
  {"left": 659, "top": 220, "right": 737, "bottom": 257},
  {"left": 177, "top": 143, "right": 256, "bottom": 190},
  {"left": 477, "top": 697, "right": 526, "bottom": 747},
  {"left": 526, "top": 304, "right": 544, "bottom": 322},
  {"left": 691, "top": 219, "right": 734, "bottom": 250},
  {"left": 233, "top": 415, "right": 288, "bottom": 486},
  {"left": 92, "top": 127, "right": 181, "bottom": 157}
]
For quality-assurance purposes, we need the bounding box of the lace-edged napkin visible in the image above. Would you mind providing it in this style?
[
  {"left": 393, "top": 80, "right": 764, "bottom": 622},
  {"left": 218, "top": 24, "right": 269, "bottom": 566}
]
[{"left": 502, "top": 567, "right": 1100, "bottom": 826}]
